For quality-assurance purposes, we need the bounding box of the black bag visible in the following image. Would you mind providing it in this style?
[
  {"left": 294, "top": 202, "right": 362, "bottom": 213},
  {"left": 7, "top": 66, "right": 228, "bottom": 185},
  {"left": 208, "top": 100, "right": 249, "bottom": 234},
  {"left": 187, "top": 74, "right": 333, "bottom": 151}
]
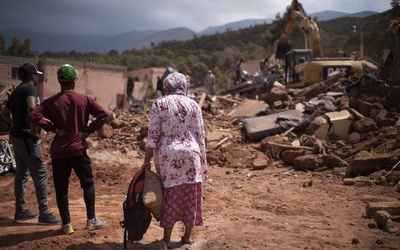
[{"left": 120, "top": 169, "right": 152, "bottom": 249}]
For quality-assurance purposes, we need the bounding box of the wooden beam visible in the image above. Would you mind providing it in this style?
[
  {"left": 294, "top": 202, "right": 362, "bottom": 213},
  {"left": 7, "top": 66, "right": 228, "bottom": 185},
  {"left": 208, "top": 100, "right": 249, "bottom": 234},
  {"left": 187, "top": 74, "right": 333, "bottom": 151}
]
[
  {"left": 267, "top": 141, "right": 314, "bottom": 151},
  {"left": 213, "top": 137, "right": 229, "bottom": 149},
  {"left": 216, "top": 96, "right": 242, "bottom": 104},
  {"left": 350, "top": 108, "right": 364, "bottom": 119},
  {"left": 198, "top": 92, "right": 207, "bottom": 109}
]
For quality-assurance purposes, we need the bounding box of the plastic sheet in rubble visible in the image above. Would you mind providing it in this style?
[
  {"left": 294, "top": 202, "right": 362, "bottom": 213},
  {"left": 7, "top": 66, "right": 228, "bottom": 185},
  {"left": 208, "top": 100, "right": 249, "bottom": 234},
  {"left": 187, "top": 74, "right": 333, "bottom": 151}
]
[{"left": 0, "top": 139, "right": 15, "bottom": 174}]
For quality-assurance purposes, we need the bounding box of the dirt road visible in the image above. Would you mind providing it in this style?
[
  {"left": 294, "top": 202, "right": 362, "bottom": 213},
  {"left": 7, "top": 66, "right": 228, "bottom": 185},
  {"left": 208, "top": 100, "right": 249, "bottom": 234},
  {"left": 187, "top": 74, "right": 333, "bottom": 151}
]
[{"left": 0, "top": 131, "right": 399, "bottom": 250}]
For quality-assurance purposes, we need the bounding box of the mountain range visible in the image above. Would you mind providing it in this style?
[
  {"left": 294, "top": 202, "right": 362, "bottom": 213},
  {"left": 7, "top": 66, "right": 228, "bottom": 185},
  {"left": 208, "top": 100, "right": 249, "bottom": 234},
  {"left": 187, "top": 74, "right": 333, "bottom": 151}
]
[{"left": 0, "top": 10, "right": 378, "bottom": 54}]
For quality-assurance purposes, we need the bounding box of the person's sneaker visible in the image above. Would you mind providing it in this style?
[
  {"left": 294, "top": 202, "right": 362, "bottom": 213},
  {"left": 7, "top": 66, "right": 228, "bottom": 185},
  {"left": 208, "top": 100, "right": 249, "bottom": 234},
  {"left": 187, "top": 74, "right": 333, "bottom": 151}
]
[
  {"left": 60, "top": 223, "right": 74, "bottom": 235},
  {"left": 38, "top": 212, "right": 62, "bottom": 224},
  {"left": 14, "top": 210, "right": 39, "bottom": 221},
  {"left": 86, "top": 217, "right": 106, "bottom": 231}
]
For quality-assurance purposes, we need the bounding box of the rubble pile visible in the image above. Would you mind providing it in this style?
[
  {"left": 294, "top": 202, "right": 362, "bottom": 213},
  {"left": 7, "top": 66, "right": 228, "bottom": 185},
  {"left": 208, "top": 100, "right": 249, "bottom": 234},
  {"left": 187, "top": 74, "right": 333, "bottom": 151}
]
[
  {"left": 71, "top": 69, "right": 400, "bottom": 190},
  {"left": 211, "top": 71, "right": 399, "bottom": 183}
]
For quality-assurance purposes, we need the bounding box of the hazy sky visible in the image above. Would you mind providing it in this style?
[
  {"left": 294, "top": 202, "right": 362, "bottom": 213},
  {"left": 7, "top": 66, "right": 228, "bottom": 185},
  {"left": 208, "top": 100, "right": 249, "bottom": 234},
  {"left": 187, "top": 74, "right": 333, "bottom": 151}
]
[{"left": 0, "top": 0, "right": 392, "bottom": 35}]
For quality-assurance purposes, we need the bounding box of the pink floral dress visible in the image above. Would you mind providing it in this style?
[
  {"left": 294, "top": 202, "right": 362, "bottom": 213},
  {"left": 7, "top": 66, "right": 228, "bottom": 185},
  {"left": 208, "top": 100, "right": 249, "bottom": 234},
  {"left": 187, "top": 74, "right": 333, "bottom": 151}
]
[{"left": 146, "top": 94, "right": 208, "bottom": 188}]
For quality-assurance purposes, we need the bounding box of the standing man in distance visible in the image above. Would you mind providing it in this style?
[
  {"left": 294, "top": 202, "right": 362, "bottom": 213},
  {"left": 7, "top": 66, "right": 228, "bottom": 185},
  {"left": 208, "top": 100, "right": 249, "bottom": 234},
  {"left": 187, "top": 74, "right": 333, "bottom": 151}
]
[
  {"left": 156, "top": 76, "right": 165, "bottom": 97},
  {"left": 185, "top": 70, "right": 192, "bottom": 97},
  {"left": 29, "top": 64, "right": 108, "bottom": 235},
  {"left": 235, "top": 58, "right": 244, "bottom": 84},
  {"left": 0, "top": 62, "right": 61, "bottom": 224},
  {"left": 205, "top": 70, "right": 216, "bottom": 95}
]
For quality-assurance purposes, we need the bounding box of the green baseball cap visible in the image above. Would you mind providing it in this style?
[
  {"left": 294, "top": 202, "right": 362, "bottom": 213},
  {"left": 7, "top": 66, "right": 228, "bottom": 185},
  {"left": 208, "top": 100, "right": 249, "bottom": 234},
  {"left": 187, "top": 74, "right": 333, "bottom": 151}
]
[{"left": 57, "top": 64, "right": 79, "bottom": 82}]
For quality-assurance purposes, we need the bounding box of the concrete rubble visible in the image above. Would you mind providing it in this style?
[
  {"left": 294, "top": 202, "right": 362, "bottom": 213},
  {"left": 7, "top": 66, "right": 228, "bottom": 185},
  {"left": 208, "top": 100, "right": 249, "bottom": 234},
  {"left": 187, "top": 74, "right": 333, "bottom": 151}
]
[
  {"left": 86, "top": 51, "right": 400, "bottom": 231},
  {"left": 0, "top": 41, "right": 396, "bottom": 233},
  {"left": 99, "top": 66, "right": 400, "bottom": 186}
]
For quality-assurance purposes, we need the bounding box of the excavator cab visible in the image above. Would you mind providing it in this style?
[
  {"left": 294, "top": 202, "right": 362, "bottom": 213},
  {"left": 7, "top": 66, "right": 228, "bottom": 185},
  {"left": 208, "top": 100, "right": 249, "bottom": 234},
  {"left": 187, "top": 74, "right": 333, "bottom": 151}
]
[
  {"left": 283, "top": 49, "right": 363, "bottom": 88},
  {"left": 284, "top": 49, "right": 312, "bottom": 86}
]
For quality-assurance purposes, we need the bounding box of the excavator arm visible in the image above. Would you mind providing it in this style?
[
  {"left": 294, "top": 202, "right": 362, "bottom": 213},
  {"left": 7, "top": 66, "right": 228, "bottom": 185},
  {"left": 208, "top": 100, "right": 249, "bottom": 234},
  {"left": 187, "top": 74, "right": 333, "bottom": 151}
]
[
  {"left": 278, "top": 0, "right": 300, "bottom": 46},
  {"left": 295, "top": 10, "right": 323, "bottom": 58},
  {"left": 276, "top": 0, "right": 323, "bottom": 59}
]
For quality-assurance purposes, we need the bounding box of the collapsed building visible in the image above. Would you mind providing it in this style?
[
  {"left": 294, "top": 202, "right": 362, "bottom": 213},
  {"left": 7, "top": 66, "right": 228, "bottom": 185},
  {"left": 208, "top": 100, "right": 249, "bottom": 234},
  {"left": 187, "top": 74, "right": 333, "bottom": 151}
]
[
  {"left": 84, "top": 21, "right": 400, "bottom": 232},
  {"left": 0, "top": 15, "right": 399, "bottom": 233}
]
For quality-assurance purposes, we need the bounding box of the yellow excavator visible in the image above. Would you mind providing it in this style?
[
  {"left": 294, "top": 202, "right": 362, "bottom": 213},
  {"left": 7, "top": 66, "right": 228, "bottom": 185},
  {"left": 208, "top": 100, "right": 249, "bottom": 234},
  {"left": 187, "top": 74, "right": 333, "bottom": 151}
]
[{"left": 275, "top": 0, "right": 363, "bottom": 88}]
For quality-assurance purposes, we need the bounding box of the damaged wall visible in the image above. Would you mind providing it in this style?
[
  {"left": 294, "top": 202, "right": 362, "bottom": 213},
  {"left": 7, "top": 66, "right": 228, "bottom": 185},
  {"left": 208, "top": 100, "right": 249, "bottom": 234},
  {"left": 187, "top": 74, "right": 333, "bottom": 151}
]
[
  {"left": 39, "top": 58, "right": 127, "bottom": 110},
  {"left": 0, "top": 56, "right": 128, "bottom": 110},
  {"left": 0, "top": 55, "right": 40, "bottom": 87},
  {"left": 392, "top": 31, "right": 400, "bottom": 84},
  {"left": 127, "top": 67, "right": 166, "bottom": 91}
]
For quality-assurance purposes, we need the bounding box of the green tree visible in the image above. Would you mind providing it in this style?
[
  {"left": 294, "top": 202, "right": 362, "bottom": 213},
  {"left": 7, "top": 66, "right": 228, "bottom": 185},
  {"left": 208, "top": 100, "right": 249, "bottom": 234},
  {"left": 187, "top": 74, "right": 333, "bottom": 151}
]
[
  {"left": 4, "top": 37, "right": 35, "bottom": 57},
  {"left": 19, "top": 38, "right": 34, "bottom": 57},
  {"left": 261, "top": 30, "right": 275, "bottom": 54},
  {"left": 6, "top": 37, "right": 21, "bottom": 56},
  {"left": 108, "top": 49, "right": 119, "bottom": 57},
  {"left": 190, "top": 61, "right": 209, "bottom": 86}
]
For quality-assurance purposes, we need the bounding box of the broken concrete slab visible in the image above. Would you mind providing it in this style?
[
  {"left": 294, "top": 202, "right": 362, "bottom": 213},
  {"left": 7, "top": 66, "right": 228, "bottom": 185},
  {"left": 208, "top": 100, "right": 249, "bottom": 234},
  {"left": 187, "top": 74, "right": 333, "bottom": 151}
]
[
  {"left": 242, "top": 109, "right": 304, "bottom": 140},
  {"left": 335, "top": 137, "right": 380, "bottom": 159},
  {"left": 313, "top": 110, "right": 352, "bottom": 140},
  {"left": 357, "top": 100, "right": 374, "bottom": 117},
  {"left": 98, "top": 124, "right": 113, "bottom": 138},
  {"left": 252, "top": 152, "right": 270, "bottom": 170},
  {"left": 322, "top": 154, "right": 349, "bottom": 168},
  {"left": 374, "top": 210, "right": 398, "bottom": 233},
  {"left": 259, "top": 87, "right": 289, "bottom": 105},
  {"left": 346, "top": 154, "right": 391, "bottom": 177},
  {"left": 206, "top": 130, "right": 231, "bottom": 142},
  {"left": 218, "top": 81, "right": 265, "bottom": 96},
  {"left": 307, "top": 95, "right": 338, "bottom": 112},
  {"left": 294, "top": 154, "right": 324, "bottom": 171},
  {"left": 227, "top": 99, "right": 269, "bottom": 118},
  {"left": 366, "top": 201, "right": 400, "bottom": 217},
  {"left": 293, "top": 82, "right": 325, "bottom": 98},
  {"left": 281, "top": 150, "right": 311, "bottom": 165},
  {"left": 352, "top": 117, "right": 378, "bottom": 134}
]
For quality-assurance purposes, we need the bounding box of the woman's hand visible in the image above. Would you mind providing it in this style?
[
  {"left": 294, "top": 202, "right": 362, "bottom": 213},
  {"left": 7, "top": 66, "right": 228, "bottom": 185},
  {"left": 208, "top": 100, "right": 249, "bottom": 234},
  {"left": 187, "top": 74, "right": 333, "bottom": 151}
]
[
  {"left": 141, "top": 161, "right": 151, "bottom": 170},
  {"left": 142, "top": 148, "right": 154, "bottom": 170}
]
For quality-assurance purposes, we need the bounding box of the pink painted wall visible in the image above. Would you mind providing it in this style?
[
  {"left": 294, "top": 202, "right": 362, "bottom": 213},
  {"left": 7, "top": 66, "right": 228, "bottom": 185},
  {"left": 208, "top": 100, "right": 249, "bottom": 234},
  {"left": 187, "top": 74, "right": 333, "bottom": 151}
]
[
  {"left": 127, "top": 67, "right": 167, "bottom": 90},
  {"left": 243, "top": 60, "right": 262, "bottom": 74},
  {"left": 40, "top": 59, "right": 127, "bottom": 110}
]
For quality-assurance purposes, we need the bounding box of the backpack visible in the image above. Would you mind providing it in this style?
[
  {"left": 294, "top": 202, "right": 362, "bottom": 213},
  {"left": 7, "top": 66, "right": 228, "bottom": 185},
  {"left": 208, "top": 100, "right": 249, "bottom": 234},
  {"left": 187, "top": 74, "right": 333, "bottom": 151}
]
[{"left": 120, "top": 169, "right": 152, "bottom": 249}]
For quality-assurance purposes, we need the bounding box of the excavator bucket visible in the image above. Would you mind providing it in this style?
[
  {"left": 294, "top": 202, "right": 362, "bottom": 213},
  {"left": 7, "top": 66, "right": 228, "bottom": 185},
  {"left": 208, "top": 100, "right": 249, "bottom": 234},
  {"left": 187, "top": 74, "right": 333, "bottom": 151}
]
[{"left": 276, "top": 42, "right": 292, "bottom": 60}]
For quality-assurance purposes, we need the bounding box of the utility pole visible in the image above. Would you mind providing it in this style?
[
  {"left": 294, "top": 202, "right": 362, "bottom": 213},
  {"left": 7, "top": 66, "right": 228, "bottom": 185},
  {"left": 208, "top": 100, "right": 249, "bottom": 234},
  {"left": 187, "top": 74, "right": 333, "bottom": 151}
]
[
  {"left": 360, "top": 33, "right": 364, "bottom": 58},
  {"left": 353, "top": 25, "right": 364, "bottom": 58}
]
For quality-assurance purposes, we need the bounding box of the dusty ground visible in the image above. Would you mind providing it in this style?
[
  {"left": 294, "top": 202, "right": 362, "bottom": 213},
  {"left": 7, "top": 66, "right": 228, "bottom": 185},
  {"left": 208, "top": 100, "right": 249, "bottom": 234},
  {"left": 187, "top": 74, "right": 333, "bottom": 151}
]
[{"left": 0, "top": 114, "right": 400, "bottom": 250}]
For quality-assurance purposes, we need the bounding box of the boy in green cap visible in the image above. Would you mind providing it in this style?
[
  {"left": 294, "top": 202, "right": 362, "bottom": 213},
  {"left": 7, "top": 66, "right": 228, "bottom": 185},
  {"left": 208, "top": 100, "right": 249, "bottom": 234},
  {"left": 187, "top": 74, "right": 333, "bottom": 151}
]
[{"left": 29, "top": 64, "right": 108, "bottom": 235}]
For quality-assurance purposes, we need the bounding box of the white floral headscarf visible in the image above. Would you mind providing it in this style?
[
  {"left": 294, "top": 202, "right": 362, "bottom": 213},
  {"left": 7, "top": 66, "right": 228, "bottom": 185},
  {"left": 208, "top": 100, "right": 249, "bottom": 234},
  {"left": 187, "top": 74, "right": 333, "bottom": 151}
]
[{"left": 163, "top": 72, "right": 188, "bottom": 95}]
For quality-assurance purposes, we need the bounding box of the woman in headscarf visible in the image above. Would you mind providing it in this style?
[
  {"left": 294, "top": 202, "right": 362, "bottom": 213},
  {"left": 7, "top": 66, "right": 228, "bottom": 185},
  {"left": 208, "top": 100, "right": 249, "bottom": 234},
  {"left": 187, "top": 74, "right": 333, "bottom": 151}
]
[{"left": 141, "top": 72, "right": 208, "bottom": 248}]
